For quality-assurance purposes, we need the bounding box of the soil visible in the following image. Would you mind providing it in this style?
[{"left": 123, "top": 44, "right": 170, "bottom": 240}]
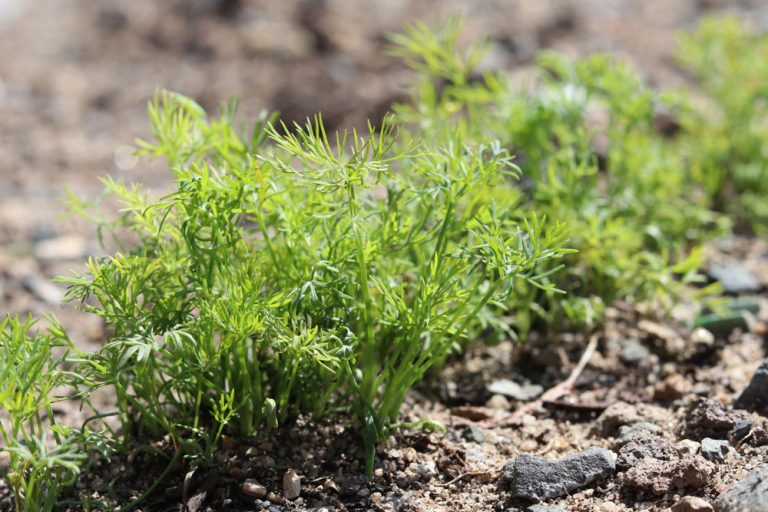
[{"left": 1, "top": 1, "right": 768, "bottom": 511}]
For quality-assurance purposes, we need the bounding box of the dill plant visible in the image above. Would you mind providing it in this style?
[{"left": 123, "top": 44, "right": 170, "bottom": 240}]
[
  {"left": 7, "top": 17, "right": 764, "bottom": 510},
  {"left": 677, "top": 16, "right": 768, "bottom": 233},
  {"left": 0, "top": 316, "right": 86, "bottom": 512},
  {"left": 61, "top": 92, "right": 570, "bottom": 473},
  {"left": 391, "top": 19, "right": 721, "bottom": 335}
]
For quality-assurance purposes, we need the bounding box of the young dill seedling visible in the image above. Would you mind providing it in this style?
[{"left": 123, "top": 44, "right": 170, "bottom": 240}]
[
  {"left": 390, "top": 18, "right": 722, "bottom": 336},
  {"left": 677, "top": 16, "right": 768, "bottom": 233},
  {"left": 60, "top": 91, "right": 571, "bottom": 475},
  {"left": 0, "top": 316, "right": 86, "bottom": 512}
]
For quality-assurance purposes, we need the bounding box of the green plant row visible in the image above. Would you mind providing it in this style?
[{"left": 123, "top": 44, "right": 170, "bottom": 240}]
[
  {"left": 391, "top": 18, "right": 735, "bottom": 334},
  {"left": 1, "top": 15, "right": 766, "bottom": 510}
]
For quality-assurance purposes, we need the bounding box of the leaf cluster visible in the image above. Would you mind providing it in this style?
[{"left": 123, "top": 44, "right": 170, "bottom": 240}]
[
  {"left": 677, "top": 17, "right": 768, "bottom": 233},
  {"left": 391, "top": 18, "right": 726, "bottom": 334},
  {"left": 59, "top": 92, "right": 569, "bottom": 474},
  {"left": 0, "top": 316, "right": 89, "bottom": 512}
]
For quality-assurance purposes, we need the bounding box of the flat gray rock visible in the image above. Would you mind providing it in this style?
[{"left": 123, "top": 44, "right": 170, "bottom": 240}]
[
  {"left": 708, "top": 265, "right": 761, "bottom": 293},
  {"left": 714, "top": 465, "right": 768, "bottom": 511},
  {"left": 502, "top": 447, "right": 617, "bottom": 501},
  {"left": 488, "top": 379, "right": 544, "bottom": 401}
]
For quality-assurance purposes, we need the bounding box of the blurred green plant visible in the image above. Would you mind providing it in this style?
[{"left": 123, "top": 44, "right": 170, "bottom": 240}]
[
  {"left": 390, "top": 18, "right": 723, "bottom": 336},
  {"left": 677, "top": 16, "right": 768, "bottom": 233},
  {"left": 0, "top": 316, "right": 87, "bottom": 512}
]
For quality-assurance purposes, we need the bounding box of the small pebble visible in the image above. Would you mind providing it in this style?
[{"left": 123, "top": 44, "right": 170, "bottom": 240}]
[
  {"left": 282, "top": 469, "right": 301, "bottom": 500},
  {"left": 22, "top": 275, "right": 63, "bottom": 305},
  {"left": 487, "top": 379, "right": 543, "bottom": 401},
  {"left": 596, "top": 504, "right": 623, "bottom": 512},
  {"left": 671, "top": 496, "right": 714, "bottom": 512},
  {"left": 502, "top": 447, "right": 616, "bottom": 501},
  {"left": 676, "top": 439, "right": 701, "bottom": 457},
  {"left": 749, "top": 427, "right": 768, "bottom": 447},
  {"left": 700, "top": 438, "right": 730, "bottom": 461},
  {"left": 241, "top": 479, "right": 267, "bottom": 498},
  {"left": 486, "top": 393, "right": 511, "bottom": 410},
  {"left": 708, "top": 264, "right": 761, "bottom": 293},
  {"left": 615, "top": 422, "right": 663, "bottom": 445},
  {"left": 322, "top": 479, "right": 339, "bottom": 492},
  {"left": 673, "top": 456, "right": 715, "bottom": 489},
  {"left": 735, "top": 358, "right": 768, "bottom": 411},
  {"left": 689, "top": 328, "right": 714, "bottom": 346},
  {"left": 714, "top": 465, "right": 768, "bottom": 511},
  {"left": 34, "top": 235, "right": 88, "bottom": 262},
  {"left": 654, "top": 374, "right": 691, "bottom": 402},
  {"left": 621, "top": 339, "right": 649, "bottom": 364},
  {"left": 463, "top": 425, "right": 485, "bottom": 443},
  {"left": 527, "top": 504, "right": 566, "bottom": 512}
]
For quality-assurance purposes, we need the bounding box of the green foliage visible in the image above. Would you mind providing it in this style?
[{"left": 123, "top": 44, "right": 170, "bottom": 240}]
[
  {"left": 391, "top": 19, "right": 723, "bottom": 335},
  {"left": 677, "top": 17, "right": 768, "bottom": 232},
  {"left": 0, "top": 316, "right": 86, "bottom": 512},
  {"left": 6, "top": 16, "right": 768, "bottom": 510},
  {"left": 60, "top": 92, "right": 570, "bottom": 474}
]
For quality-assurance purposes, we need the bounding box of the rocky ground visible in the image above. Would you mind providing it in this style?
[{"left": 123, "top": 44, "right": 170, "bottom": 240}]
[{"left": 1, "top": 1, "right": 768, "bottom": 511}]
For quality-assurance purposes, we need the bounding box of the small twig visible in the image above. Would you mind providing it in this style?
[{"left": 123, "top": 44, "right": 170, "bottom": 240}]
[
  {"left": 434, "top": 470, "right": 495, "bottom": 487},
  {"left": 484, "top": 334, "right": 599, "bottom": 428},
  {"left": 736, "top": 429, "right": 755, "bottom": 448}
]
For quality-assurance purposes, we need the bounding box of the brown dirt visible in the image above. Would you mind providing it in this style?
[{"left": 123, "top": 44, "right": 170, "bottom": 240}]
[{"left": 1, "top": 1, "right": 768, "bottom": 511}]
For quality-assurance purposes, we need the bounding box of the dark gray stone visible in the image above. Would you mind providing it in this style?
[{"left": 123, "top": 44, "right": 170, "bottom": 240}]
[
  {"left": 701, "top": 438, "right": 730, "bottom": 461},
  {"left": 708, "top": 265, "right": 761, "bottom": 293},
  {"left": 502, "top": 447, "right": 616, "bottom": 501},
  {"left": 730, "top": 420, "right": 753, "bottom": 441},
  {"left": 487, "top": 379, "right": 544, "bottom": 401},
  {"left": 714, "top": 465, "right": 768, "bottom": 511},
  {"left": 735, "top": 358, "right": 768, "bottom": 411},
  {"left": 621, "top": 340, "right": 650, "bottom": 364}
]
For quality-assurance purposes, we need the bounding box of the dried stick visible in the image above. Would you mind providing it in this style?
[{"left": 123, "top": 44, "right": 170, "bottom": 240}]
[{"left": 484, "top": 334, "right": 599, "bottom": 427}]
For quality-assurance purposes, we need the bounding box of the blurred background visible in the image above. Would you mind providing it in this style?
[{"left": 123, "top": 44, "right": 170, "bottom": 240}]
[{"left": 0, "top": 0, "right": 763, "bottom": 342}]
